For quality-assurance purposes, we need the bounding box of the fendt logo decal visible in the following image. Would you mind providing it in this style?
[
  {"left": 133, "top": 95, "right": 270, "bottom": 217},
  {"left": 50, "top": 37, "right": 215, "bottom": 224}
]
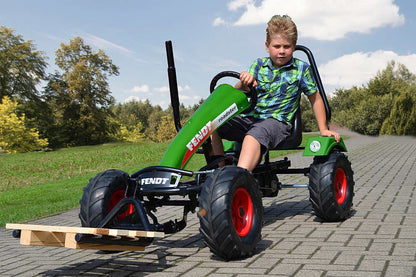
[
  {"left": 141, "top": 178, "right": 170, "bottom": 185},
  {"left": 214, "top": 103, "right": 238, "bottom": 127},
  {"left": 186, "top": 122, "right": 213, "bottom": 152},
  {"left": 181, "top": 103, "right": 238, "bottom": 168},
  {"left": 181, "top": 121, "right": 213, "bottom": 168}
]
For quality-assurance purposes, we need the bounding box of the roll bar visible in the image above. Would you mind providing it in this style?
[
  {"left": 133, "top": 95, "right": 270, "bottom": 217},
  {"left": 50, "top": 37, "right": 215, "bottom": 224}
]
[{"left": 295, "top": 45, "right": 331, "bottom": 122}]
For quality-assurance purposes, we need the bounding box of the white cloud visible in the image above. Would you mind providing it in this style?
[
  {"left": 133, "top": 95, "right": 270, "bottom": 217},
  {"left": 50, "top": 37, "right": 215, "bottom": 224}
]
[
  {"left": 124, "top": 96, "right": 141, "bottom": 103},
  {"left": 228, "top": 0, "right": 254, "bottom": 11},
  {"left": 223, "top": 0, "right": 404, "bottom": 41},
  {"left": 180, "top": 85, "right": 191, "bottom": 92},
  {"left": 213, "top": 17, "right": 226, "bottom": 26},
  {"left": 154, "top": 85, "right": 190, "bottom": 93},
  {"left": 83, "top": 33, "right": 134, "bottom": 53},
  {"left": 319, "top": 50, "right": 416, "bottom": 91},
  {"left": 154, "top": 86, "right": 169, "bottom": 93},
  {"left": 130, "top": 84, "right": 150, "bottom": 93},
  {"left": 126, "top": 84, "right": 193, "bottom": 109}
]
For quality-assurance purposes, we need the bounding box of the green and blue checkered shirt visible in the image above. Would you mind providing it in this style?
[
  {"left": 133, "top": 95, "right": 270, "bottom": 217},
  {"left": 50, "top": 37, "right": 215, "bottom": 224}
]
[{"left": 243, "top": 57, "right": 317, "bottom": 127}]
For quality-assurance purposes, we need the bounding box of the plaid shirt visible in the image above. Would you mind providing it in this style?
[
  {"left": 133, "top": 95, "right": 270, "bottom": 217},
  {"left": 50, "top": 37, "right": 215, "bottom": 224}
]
[{"left": 243, "top": 57, "right": 317, "bottom": 127}]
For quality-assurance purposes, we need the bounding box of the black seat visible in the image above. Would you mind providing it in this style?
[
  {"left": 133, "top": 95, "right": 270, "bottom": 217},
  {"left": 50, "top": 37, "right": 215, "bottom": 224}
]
[
  {"left": 273, "top": 108, "right": 302, "bottom": 150},
  {"left": 231, "top": 107, "right": 302, "bottom": 159}
]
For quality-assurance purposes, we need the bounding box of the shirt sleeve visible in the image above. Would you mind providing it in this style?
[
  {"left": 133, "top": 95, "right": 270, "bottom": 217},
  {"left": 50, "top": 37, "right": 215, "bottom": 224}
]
[
  {"left": 247, "top": 58, "right": 263, "bottom": 79},
  {"left": 299, "top": 65, "right": 318, "bottom": 96}
]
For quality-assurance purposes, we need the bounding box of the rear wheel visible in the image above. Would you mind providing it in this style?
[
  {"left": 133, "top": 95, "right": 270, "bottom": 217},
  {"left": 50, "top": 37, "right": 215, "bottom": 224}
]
[
  {"left": 79, "top": 169, "right": 133, "bottom": 227},
  {"left": 308, "top": 152, "right": 354, "bottom": 221},
  {"left": 198, "top": 166, "right": 263, "bottom": 260}
]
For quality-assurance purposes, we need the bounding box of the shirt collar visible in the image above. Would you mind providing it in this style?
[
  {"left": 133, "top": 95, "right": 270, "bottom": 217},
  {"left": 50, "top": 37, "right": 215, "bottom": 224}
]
[{"left": 265, "top": 57, "right": 296, "bottom": 70}]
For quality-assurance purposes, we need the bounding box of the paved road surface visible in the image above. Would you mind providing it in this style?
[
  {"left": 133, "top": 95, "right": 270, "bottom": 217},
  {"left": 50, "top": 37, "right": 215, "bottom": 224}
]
[{"left": 1, "top": 132, "right": 415, "bottom": 276}]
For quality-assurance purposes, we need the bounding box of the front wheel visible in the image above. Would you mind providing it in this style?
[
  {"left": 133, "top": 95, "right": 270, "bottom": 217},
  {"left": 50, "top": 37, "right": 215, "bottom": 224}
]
[
  {"left": 79, "top": 169, "right": 134, "bottom": 227},
  {"left": 308, "top": 152, "right": 354, "bottom": 221},
  {"left": 198, "top": 166, "right": 263, "bottom": 260}
]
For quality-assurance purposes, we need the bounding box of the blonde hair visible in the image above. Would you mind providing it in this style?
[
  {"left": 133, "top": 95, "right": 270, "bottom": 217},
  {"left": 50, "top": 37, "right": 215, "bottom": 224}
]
[{"left": 266, "top": 15, "right": 298, "bottom": 45}]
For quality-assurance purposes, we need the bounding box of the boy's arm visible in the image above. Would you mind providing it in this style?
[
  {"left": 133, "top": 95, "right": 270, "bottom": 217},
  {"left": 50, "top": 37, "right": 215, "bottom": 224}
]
[{"left": 307, "top": 91, "right": 341, "bottom": 142}]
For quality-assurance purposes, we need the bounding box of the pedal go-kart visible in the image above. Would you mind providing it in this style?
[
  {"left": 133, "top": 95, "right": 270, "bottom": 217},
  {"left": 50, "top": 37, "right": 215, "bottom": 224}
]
[{"left": 78, "top": 41, "right": 354, "bottom": 260}]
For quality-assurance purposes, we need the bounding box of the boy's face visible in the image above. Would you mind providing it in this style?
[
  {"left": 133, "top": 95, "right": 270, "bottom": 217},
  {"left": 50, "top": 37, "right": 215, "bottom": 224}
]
[{"left": 265, "top": 34, "right": 295, "bottom": 68}]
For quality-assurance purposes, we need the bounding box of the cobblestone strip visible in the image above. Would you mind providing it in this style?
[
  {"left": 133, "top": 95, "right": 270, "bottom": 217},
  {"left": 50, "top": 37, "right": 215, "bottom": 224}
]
[{"left": 0, "top": 134, "right": 415, "bottom": 276}]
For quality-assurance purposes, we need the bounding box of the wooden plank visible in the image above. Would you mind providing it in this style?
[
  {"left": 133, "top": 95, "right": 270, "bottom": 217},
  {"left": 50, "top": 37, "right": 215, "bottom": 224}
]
[
  {"left": 6, "top": 223, "right": 164, "bottom": 251},
  {"left": 6, "top": 223, "right": 164, "bottom": 238},
  {"left": 64, "top": 233, "right": 145, "bottom": 251},
  {"left": 20, "top": 229, "right": 66, "bottom": 247}
]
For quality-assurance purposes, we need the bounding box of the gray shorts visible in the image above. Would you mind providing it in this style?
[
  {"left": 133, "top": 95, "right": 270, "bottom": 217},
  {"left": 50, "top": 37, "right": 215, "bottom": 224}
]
[{"left": 218, "top": 115, "right": 292, "bottom": 151}]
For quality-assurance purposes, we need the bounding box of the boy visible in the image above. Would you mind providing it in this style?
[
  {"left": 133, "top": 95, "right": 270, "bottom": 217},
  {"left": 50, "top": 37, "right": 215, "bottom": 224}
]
[{"left": 210, "top": 15, "right": 340, "bottom": 171}]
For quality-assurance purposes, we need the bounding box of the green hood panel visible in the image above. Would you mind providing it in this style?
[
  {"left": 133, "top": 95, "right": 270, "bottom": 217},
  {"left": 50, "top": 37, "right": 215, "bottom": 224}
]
[{"left": 159, "top": 84, "right": 250, "bottom": 169}]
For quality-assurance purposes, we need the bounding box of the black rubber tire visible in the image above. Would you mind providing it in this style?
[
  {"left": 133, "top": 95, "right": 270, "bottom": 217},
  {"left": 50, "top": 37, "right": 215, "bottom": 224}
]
[
  {"left": 198, "top": 166, "right": 263, "bottom": 260},
  {"left": 308, "top": 152, "right": 354, "bottom": 221},
  {"left": 79, "top": 169, "right": 131, "bottom": 227}
]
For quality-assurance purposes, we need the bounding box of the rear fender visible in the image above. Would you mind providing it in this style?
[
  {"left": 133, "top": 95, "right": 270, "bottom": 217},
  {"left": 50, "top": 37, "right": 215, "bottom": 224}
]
[{"left": 303, "top": 136, "right": 347, "bottom": 156}]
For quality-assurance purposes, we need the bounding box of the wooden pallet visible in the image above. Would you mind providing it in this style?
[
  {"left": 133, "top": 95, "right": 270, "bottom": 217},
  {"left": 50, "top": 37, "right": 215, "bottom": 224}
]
[{"left": 6, "top": 223, "right": 164, "bottom": 252}]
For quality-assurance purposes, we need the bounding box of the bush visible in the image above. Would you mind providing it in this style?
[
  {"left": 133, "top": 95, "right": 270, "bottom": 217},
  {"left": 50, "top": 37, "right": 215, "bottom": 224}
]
[{"left": 0, "top": 97, "right": 48, "bottom": 153}]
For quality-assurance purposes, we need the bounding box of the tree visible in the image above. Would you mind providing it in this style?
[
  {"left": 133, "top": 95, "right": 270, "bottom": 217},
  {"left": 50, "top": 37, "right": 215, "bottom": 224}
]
[
  {"left": 0, "top": 26, "right": 47, "bottom": 102},
  {"left": 46, "top": 37, "right": 119, "bottom": 146},
  {"left": 112, "top": 99, "right": 154, "bottom": 130},
  {"left": 367, "top": 61, "right": 415, "bottom": 97},
  {"left": 119, "top": 122, "right": 146, "bottom": 143},
  {"left": 330, "top": 62, "right": 416, "bottom": 136},
  {"left": 145, "top": 106, "right": 164, "bottom": 141},
  {"left": 0, "top": 96, "right": 48, "bottom": 153},
  {"left": 154, "top": 114, "right": 177, "bottom": 143},
  {"left": 380, "top": 89, "right": 416, "bottom": 136}
]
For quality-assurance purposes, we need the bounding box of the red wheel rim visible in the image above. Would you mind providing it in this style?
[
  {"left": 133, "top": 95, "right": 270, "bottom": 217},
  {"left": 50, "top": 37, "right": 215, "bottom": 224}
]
[
  {"left": 232, "top": 187, "right": 253, "bottom": 237},
  {"left": 334, "top": 168, "right": 347, "bottom": 204},
  {"left": 109, "top": 189, "right": 134, "bottom": 220}
]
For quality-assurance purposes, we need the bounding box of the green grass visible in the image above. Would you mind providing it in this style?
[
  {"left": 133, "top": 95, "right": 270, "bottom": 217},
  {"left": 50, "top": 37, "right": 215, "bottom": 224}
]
[{"left": 0, "top": 134, "right": 320, "bottom": 226}]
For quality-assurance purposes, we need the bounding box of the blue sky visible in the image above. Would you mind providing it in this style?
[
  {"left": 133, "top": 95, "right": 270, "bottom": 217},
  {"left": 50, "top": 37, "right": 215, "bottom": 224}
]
[{"left": 1, "top": 0, "right": 415, "bottom": 108}]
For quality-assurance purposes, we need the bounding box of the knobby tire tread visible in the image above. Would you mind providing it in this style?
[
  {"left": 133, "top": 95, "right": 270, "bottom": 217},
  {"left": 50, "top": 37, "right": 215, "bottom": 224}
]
[
  {"left": 79, "top": 169, "right": 130, "bottom": 227},
  {"left": 198, "top": 166, "right": 263, "bottom": 260},
  {"left": 308, "top": 152, "right": 354, "bottom": 221}
]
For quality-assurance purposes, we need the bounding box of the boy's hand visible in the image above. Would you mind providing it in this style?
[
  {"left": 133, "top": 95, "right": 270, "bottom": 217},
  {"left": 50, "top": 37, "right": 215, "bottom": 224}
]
[
  {"left": 321, "top": 129, "right": 341, "bottom": 143},
  {"left": 240, "top": 72, "right": 258, "bottom": 88}
]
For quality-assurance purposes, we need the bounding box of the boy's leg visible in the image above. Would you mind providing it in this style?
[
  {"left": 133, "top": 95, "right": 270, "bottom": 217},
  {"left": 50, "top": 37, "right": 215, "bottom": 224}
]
[
  {"left": 209, "top": 115, "right": 253, "bottom": 157},
  {"left": 209, "top": 131, "right": 224, "bottom": 156},
  {"left": 237, "top": 135, "right": 261, "bottom": 171},
  {"left": 240, "top": 118, "right": 292, "bottom": 171}
]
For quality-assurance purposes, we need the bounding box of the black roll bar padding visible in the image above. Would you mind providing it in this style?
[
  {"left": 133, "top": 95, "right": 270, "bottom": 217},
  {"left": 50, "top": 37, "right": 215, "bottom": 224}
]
[
  {"left": 209, "top": 70, "right": 258, "bottom": 113},
  {"left": 295, "top": 45, "right": 331, "bottom": 122},
  {"left": 165, "top": 40, "right": 182, "bottom": 132}
]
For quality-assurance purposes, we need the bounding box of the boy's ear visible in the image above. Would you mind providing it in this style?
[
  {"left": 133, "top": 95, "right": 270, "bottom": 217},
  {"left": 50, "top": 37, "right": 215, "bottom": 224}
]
[{"left": 265, "top": 41, "right": 270, "bottom": 53}]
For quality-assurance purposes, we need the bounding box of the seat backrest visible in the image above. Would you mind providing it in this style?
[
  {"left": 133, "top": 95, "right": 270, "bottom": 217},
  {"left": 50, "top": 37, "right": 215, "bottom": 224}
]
[{"left": 274, "top": 108, "right": 302, "bottom": 150}]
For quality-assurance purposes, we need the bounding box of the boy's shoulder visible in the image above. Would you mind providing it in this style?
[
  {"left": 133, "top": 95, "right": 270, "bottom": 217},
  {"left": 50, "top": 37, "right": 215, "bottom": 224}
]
[
  {"left": 292, "top": 57, "right": 310, "bottom": 69},
  {"left": 253, "top": 57, "right": 271, "bottom": 67},
  {"left": 253, "top": 57, "right": 310, "bottom": 69}
]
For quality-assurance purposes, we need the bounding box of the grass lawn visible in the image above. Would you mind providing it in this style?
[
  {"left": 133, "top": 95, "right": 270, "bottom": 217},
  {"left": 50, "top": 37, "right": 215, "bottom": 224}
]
[{"left": 0, "top": 134, "right": 320, "bottom": 226}]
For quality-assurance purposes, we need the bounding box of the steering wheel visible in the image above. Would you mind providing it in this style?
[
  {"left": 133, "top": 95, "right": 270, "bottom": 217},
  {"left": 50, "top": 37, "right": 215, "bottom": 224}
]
[{"left": 209, "top": 71, "right": 257, "bottom": 113}]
